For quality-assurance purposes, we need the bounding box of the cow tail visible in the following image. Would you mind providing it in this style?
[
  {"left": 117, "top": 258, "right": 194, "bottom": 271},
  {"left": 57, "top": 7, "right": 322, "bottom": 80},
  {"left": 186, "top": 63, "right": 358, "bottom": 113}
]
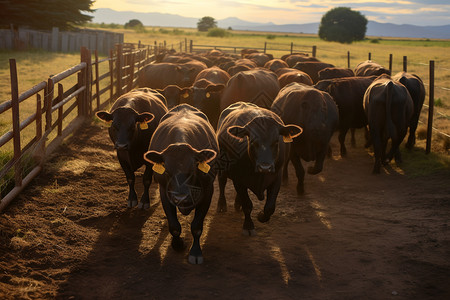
[{"left": 385, "top": 81, "right": 396, "bottom": 141}]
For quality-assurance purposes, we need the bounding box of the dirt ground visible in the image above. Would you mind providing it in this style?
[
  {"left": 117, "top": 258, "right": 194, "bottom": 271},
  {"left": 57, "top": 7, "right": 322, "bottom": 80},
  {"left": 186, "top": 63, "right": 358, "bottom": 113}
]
[{"left": 1, "top": 122, "right": 449, "bottom": 300}]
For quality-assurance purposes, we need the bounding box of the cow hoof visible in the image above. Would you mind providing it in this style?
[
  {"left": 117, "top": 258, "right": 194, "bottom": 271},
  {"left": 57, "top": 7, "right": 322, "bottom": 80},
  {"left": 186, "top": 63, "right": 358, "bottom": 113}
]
[
  {"left": 138, "top": 202, "right": 150, "bottom": 209},
  {"left": 296, "top": 184, "right": 304, "bottom": 195},
  {"left": 171, "top": 237, "right": 185, "bottom": 251},
  {"left": 188, "top": 255, "right": 204, "bottom": 265},
  {"left": 128, "top": 200, "right": 138, "bottom": 208},
  {"left": 257, "top": 211, "right": 270, "bottom": 223},
  {"left": 307, "top": 166, "right": 321, "bottom": 175},
  {"left": 242, "top": 229, "right": 256, "bottom": 236}
]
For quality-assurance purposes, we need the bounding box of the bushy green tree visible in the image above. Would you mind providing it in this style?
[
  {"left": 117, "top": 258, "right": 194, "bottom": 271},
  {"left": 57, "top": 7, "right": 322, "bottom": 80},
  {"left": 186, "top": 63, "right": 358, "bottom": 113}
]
[
  {"left": 318, "top": 7, "right": 367, "bottom": 44},
  {"left": 124, "top": 19, "right": 143, "bottom": 29},
  {"left": 0, "top": 0, "right": 94, "bottom": 30},
  {"left": 197, "top": 16, "right": 217, "bottom": 32}
]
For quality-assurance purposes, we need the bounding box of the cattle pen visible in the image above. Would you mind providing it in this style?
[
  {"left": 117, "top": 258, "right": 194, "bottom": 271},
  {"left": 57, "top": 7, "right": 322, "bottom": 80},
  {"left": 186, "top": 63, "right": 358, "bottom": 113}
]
[{"left": 0, "top": 40, "right": 449, "bottom": 213}]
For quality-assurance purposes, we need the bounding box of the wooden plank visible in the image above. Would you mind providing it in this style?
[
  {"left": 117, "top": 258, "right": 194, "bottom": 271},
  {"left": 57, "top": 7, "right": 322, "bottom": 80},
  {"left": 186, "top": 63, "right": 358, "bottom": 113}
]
[{"left": 9, "top": 59, "right": 22, "bottom": 187}]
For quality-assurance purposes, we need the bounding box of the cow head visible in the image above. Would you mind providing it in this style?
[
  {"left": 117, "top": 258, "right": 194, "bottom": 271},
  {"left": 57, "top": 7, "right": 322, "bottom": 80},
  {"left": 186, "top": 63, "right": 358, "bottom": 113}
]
[
  {"left": 227, "top": 116, "right": 302, "bottom": 173},
  {"left": 157, "top": 85, "right": 192, "bottom": 109},
  {"left": 144, "top": 143, "right": 217, "bottom": 215},
  {"left": 176, "top": 65, "right": 197, "bottom": 86},
  {"left": 96, "top": 107, "right": 154, "bottom": 151}
]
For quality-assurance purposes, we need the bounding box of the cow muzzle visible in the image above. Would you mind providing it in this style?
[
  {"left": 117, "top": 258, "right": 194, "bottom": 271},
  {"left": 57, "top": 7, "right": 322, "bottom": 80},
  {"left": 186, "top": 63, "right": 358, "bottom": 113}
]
[
  {"left": 114, "top": 142, "right": 129, "bottom": 151},
  {"left": 256, "top": 163, "right": 275, "bottom": 173}
]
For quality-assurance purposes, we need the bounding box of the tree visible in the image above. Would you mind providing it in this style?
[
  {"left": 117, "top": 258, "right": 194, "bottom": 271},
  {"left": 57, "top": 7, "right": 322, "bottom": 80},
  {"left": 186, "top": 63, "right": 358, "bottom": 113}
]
[
  {"left": 318, "top": 7, "right": 368, "bottom": 44},
  {"left": 124, "top": 19, "right": 144, "bottom": 29},
  {"left": 197, "top": 16, "right": 217, "bottom": 32},
  {"left": 0, "top": 0, "right": 94, "bottom": 30}
]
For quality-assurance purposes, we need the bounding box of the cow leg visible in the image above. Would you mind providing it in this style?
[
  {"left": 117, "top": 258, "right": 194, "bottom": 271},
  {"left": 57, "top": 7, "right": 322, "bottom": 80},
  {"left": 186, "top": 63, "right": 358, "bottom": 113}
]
[
  {"left": 364, "top": 126, "right": 372, "bottom": 148},
  {"left": 216, "top": 172, "right": 228, "bottom": 213},
  {"left": 258, "top": 175, "right": 281, "bottom": 223},
  {"left": 308, "top": 145, "right": 326, "bottom": 175},
  {"left": 371, "top": 129, "right": 383, "bottom": 174},
  {"left": 282, "top": 144, "right": 291, "bottom": 183},
  {"left": 338, "top": 128, "right": 348, "bottom": 157},
  {"left": 118, "top": 160, "right": 138, "bottom": 207},
  {"left": 233, "top": 182, "right": 255, "bottom": 236},
  {"left": 160, "top": 193, "right": 184, "bottom": 251},
  {"left": 189, "top": 188, "right": 213, "bottom": 264},
  {"left": 350, "top": 128, "right": 356, "bottom": 147},
  {"left": 138, "top": 165, "right": 152, "bottom": 209},
  {"left": 290, "top": 151, "right": 305, "bottom": 195},
  {"left": 406, "top": 109, "right": 420, "bottom": 149}
]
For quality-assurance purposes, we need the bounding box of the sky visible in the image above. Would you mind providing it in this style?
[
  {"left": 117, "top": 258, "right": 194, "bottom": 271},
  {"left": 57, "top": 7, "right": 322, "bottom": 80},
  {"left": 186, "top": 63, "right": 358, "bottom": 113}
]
[{"left": 92, "top": 0, "right": 450, "bottom": 26}]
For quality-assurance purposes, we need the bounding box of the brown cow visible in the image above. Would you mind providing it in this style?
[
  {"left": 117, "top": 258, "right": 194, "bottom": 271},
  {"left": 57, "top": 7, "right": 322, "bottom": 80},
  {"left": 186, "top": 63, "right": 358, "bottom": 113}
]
[
  {"left": 354, "top": 60, "right": 391, "bottom": 77},
  {"left": 244, "top": 52, "right": 274, "bottom": 67},
  {"left": 139, "top": 61, "right": 207, "bottom": 89},
  {"left": 391, "top": 72, "right": 425, "bottom": 149},
  {"left": 271, "top": 82, "right": 339, "bottom": 194},
  {"left": 144, "top": 104, "right": 218, "bottom": 264},
  {"left": 96, "top": 88, "right": 168, "bottom": 208},
  {"left": 220, "top": 68, "right": 280, "bottom": 111},
  {"left": 293, "top": 61, "right": 335, "bottom": 84},
  {"left": 285, "top": 54, "right": 319, "bottom": 67},
  {"left": 318, "top": 67, "right": 355, "bottom": 80},
  {"left": 278, "top": 70, "right": 313, "bottom": 88},
  {"left": 264, "top": 59, "right": 289, "bottom": 73},
  {"left": 314, "top": 76, "right": 378, "bottom": 156},
  {"left": 364, "top": 75, "right": 413, "bottom": 173}
]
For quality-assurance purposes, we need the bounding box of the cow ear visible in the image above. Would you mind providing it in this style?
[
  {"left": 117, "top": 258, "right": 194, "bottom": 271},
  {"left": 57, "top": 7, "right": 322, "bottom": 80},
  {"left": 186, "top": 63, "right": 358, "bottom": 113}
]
[
  {"left": 144, "top": 150, "right": 164, "bottom": 164},
  {"left": 206, "top": 84, "right": 225, "bottom": 94},
  {"left": 96, "top": 111, "right": 113, "bottom": 123},
  {"left": 279, "top": 124, "right": 302, "bottom": 143},
  {"left": 136, "top": 112, "right": 155, "bottom": 130},
  {"left": 195, "top": 149, "right": 217, "bottom": 173},
  {"left": 227, "top": 125, "right": 248, "bottom": 141}
]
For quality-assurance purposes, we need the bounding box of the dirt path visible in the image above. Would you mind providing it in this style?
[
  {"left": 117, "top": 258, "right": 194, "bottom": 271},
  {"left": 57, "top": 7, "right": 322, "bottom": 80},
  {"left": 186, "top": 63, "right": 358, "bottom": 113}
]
[{"left": 1, "top": 123, "right": 449, "bottom": 300}]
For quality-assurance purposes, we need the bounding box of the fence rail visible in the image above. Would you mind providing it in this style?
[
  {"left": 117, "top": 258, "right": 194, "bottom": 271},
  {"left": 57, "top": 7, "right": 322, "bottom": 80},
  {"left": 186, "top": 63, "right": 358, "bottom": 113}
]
[{"left": 0, "top": 43, "right": 157, "bottom": 212}]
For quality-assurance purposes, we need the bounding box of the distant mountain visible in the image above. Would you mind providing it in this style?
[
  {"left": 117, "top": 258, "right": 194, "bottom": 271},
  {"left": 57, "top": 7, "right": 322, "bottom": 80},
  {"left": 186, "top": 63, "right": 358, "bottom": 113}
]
[{"left": 91, "top": 8, "right": 450, "bottom": 39}]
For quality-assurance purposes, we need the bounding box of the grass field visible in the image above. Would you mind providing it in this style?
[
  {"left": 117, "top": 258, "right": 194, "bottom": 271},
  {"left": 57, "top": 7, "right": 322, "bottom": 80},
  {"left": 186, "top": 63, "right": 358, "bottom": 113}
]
[{"left": 1, "top": 25, "right": 449, "bottom": 155}]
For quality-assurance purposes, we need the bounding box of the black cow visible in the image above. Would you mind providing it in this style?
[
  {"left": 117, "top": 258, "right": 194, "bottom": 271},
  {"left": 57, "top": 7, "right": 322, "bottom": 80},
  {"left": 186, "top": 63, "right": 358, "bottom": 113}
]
[
  {"left": 216, "top": 102, "right": 302, "bottom": 235},
  {"left": 364, "top": 75, "right": 414, "bottom": 173},
  {"left": 315, "top": 76, "right": 377, "bottom": 156},
  {"left": 144, "top": 104, "right": 218, "bottom": 264},
  {"left": 271, "top": 83, "right": 339, "bottom": 194},
  {"left": 96, "top": 88, "right": 168, "bottom": 208},
  {"left": 391, "top": 72, "right": 425, "bottom": 149}
]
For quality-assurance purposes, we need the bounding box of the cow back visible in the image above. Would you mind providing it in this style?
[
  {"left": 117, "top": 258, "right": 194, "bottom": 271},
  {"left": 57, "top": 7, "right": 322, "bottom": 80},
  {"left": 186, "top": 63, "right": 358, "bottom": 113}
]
[{"left": 220, "top": 68, "right": 280, "bottom": 110}]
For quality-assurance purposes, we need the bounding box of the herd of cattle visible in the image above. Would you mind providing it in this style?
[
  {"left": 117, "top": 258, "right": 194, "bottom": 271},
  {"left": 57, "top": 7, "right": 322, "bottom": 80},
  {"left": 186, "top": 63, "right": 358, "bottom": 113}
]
[{"left": 95, "top": 48, "right": 425, "bottom": 264}]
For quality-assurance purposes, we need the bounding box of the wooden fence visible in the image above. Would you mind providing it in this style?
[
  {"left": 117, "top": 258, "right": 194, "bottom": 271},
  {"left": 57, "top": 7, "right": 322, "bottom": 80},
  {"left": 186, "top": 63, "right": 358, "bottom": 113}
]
[
  {"left": 0, "top": 27, "right": 124, "bottom": 54},
  {"left": 0, "top": 43, "right": 156, "bottom": 212}
]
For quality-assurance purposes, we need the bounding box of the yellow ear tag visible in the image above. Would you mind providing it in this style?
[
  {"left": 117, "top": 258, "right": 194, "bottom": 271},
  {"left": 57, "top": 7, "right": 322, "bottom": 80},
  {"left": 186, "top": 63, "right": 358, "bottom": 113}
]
[
  {"left": 198, "top": 162, "right": 210, "bottom": 173},
  {"left": 283, "top": 135, "right": 293, "bottom": 143},
  {"left": 139, "top": 122, "right": 148, "bottom": 130},
  {"left": 182, "top": 92, "right": 189, "bottom": 99},
  {"left": 152, "top": 163, "right": 165, "bottom": 174},
  {"left": 206, "top": 92, "right": 211, "bottom": 98}
]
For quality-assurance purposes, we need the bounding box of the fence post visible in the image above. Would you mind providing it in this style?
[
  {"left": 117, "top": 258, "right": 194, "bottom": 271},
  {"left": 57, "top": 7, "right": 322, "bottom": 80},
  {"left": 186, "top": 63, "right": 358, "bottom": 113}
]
[
  {"left": 190, "top": 40, "right": 193, "bottom": 53},
  {"left": 45, "top": 78, "right": 54, "bottom": 131},
  {"left": 426, "top": 60, "right": 435, "bottom": 154},
  {"left": 57, "top": 83, "right": 63, "bottom": 136},
  {"left": 9, "top": 59, "right": 22, "bottom": 187},
  {"left": 51, "top": 27, "right": 59, "bottom": 52},
  {"left": 389, "top": 54, "right": 393, "bottom": 73},
  {"left": 94, "top": 50, "right": 100, "bottom": 111},
  {"left": 403, "top": 56, "right": 407, "bottom": 72},
  {"left": 128, "top": 52, "right": 135, "bottom": 92},
  {"left": 368, "top": 52, "right": 371, "bottom": 60},
  {"left": 264, "top": 42, "right": 267, "bottom": 54},
  {"left": 312, "top": 45, "right": 316, "bottom": 58},
  {"left": 347, "top": 51, "right": 350, "bottom": 68},
  {"left": 80, "top": 46, "right": 92, "bottom": 116},
  {"left": 109, "top": 49, "right": 114, "bottom": 101},
  {"left": 116, "top": 44, "right": 123, "bottom": 97},
  {"left": 185, "top": 38, "right": 187, "bottom": 52},
  {"left": 290, "top": 42, "right": 293, "bottom": 54},
  {"left": 36, "top": 94, "right": 44, "bottom": 160}
]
